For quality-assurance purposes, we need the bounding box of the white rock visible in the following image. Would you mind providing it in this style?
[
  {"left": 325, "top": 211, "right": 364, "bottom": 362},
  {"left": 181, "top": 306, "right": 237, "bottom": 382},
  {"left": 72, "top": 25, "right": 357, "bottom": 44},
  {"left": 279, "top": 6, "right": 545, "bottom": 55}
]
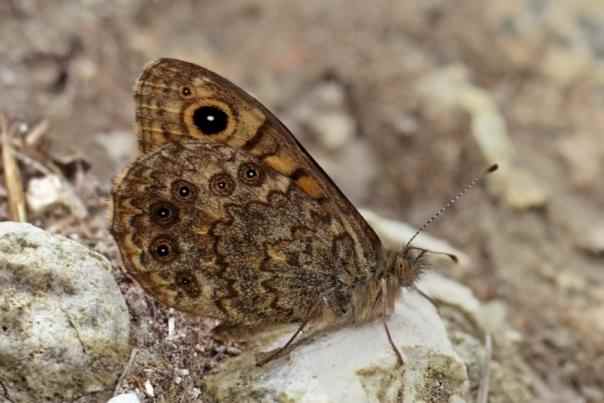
[
  {"left": 418, "top": 271, "right": 481, "bottom": 315},
  {"left": 144, "top": 380, "right": 155, "bottom": 397},
  {"left": 271, "top": 288, "right": 467, "bottom": 402},
  {"left": 0, "top": 222, "right": 130, "bottom": 402},
  {"left": 107, "top": 392, "right": 141, "bottom": 403},
  {"left": 26, "top": 174, "right": 88, "bottom": 218}
]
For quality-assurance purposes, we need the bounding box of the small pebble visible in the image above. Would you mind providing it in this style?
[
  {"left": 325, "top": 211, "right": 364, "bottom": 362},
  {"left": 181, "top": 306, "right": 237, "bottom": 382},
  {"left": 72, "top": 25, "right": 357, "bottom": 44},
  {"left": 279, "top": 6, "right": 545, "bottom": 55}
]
[
  {"left": 107, "top": 392, "right": 141, "bottom": 403},
  {"left": 144, "top": 380, "right": 154, "bottom": 397}
]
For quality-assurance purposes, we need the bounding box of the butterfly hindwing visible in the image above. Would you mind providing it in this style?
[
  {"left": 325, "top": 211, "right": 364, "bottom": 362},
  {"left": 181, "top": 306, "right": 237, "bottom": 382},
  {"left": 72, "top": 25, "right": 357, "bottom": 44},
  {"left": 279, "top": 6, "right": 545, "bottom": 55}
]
[{"left": 112, "top": 141, "right": 365, "bottom": 327}]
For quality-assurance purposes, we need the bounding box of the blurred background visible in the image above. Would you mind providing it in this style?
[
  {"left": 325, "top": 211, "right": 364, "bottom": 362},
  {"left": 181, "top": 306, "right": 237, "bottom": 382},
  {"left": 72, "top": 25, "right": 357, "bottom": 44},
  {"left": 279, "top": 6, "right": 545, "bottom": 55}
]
[{"left": 1, "top": 1, "right": 603, "bottom": 402}]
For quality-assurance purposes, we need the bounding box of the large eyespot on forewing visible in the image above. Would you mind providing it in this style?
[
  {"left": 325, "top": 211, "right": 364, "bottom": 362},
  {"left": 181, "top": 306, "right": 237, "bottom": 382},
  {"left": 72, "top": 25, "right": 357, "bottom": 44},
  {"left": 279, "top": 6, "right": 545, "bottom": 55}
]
[{"left": 183, "top": 99, "right": 237, "bottom": 138}]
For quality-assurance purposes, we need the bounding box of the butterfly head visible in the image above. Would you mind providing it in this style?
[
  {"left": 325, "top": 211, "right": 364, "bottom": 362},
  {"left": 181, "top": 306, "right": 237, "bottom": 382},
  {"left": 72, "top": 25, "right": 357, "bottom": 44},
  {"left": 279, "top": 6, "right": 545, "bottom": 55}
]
[{"left": 385, "top": 248, "right": 426, "bottom": 289}]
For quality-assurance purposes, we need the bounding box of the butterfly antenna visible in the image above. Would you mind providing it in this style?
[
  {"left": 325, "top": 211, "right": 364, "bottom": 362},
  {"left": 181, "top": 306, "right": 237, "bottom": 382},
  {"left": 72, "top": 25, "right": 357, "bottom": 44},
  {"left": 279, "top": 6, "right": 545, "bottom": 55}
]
[{"left": 403, "top": 164, "right": 498, "bottom": 254}]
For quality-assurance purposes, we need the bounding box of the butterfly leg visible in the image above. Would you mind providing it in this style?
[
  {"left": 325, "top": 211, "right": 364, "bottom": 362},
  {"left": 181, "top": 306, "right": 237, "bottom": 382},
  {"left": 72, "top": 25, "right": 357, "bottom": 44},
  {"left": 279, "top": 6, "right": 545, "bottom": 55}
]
[
  {"left": 255, "top": 298, "right": 323, "bottom": 367},
  {"left": 412, "top": 285, "right": 438, "bottom": 308},
  {"left": 381, "top": 279, "right": 405, "bottom": 367},
  {"left": 383, "top": 320, "right": 404, "bottom": 366}
]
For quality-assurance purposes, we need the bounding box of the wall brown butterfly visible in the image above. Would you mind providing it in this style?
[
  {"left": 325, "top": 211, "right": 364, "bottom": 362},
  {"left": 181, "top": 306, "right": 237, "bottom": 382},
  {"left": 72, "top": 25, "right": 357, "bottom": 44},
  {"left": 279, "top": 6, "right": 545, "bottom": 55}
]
[{"left": 110, "top": 59, "right": 492, "bottom": 364}]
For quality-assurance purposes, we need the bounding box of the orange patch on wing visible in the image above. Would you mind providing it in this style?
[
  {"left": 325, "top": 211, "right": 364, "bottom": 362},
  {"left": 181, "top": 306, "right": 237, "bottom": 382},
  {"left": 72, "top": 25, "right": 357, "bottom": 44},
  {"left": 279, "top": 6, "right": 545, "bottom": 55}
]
[
  {"left": 264, "top": 155, "right": 297, "bottom": 176},
  {"left": 296, "top": 175, "right": 324, "bottom": 199}
]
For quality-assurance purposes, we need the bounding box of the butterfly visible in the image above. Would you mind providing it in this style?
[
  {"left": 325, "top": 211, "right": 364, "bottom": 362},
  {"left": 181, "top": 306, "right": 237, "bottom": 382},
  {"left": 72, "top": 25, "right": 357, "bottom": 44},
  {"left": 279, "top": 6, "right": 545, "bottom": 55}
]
[{"left": 110, "top": 58, "right": 487, "bottom": 364}]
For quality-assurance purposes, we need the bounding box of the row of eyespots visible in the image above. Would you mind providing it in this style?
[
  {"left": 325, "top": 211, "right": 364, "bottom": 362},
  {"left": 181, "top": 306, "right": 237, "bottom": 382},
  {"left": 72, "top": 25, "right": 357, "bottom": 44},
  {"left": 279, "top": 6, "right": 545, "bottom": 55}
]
[
  {"left": 148, "top": 179, "right": 198, "bottom": 227},
  {"left": 147, "top": 178, "right": 199, "bottom": 262},
  {"left": 149, "top": 234, "right": 199, "bottom": 297},
  {"left": 147, "top": 162, "right": 265, "bottom": 264},
  {"left": 208, "top": 161, "right": 265, "bottom": 197}
]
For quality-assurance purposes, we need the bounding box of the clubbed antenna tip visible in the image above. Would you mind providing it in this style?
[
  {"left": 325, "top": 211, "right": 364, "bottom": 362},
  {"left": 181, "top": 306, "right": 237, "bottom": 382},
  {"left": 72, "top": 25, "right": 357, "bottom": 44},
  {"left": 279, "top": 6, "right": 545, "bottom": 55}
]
[{"left": 446, "top": 253, "right": 459, "bottom": 263}]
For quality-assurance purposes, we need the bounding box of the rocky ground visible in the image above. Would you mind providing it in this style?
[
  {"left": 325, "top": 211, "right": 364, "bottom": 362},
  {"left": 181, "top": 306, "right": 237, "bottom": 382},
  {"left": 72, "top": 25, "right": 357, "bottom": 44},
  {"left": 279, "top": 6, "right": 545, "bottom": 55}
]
[{"left": 1, "top": 1, "right": 603, "bottom": 402}]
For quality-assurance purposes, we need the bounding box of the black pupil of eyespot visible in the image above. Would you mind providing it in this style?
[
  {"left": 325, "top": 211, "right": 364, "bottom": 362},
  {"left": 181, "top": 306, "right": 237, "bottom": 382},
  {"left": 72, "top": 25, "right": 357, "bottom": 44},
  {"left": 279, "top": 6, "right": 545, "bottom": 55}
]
[
  {"left": 218, "top": 181, "right": 225, "bottom": 188},
  {"left": 246, "top": 169, "right": 256, "bottom": 178},
  {"left": 179, "top": 186, "right": 190, "bottom": 197},
  {"left": 157, "top": 244, "right": 170, "bottom": 256},
  {"left": 157, "top": 207, "right": 170, "bottom": 218},
  {"left": 182, "top": 87, "right": 191, "bottom": 96},
  {"left": 192, "top": 106, "right": 228, "bottom": 135}
]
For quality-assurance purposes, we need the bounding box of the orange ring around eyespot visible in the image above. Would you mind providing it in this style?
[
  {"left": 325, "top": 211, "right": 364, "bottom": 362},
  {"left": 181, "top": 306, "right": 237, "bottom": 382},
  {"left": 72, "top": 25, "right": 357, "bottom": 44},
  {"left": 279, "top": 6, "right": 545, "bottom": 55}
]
[{"left": 183, "top": 99, "right": 237, "bottom": 140}]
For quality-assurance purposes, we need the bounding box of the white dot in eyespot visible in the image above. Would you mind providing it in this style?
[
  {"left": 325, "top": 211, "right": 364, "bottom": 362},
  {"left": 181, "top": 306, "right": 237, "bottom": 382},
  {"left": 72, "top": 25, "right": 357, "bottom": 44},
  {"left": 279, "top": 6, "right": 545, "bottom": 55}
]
[{"left": 207, "top": 115, "right": 215, "bottom": 122}]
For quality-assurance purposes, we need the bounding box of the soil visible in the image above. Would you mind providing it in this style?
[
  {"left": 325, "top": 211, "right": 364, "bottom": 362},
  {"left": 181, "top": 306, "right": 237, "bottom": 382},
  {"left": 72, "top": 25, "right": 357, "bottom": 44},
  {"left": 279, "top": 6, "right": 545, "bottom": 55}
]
[{"left": 1, "top": 1, "right": 603, "bottom": 402}]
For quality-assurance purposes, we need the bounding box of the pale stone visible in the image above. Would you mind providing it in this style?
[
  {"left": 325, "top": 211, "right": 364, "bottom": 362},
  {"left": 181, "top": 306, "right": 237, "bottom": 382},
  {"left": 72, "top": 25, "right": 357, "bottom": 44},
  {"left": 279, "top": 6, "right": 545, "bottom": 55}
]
[
  {"left": 27, "top": 174, "right": 88, "bottom": 218},
  {"left": 202, "top": 281, "right": 469, "bottom": 403},
  {"left": 107, "top": 392, "right": 141, "bottom": 403},
  {"left": 0, "top": 222, "right": 130, "bottom": 402}
]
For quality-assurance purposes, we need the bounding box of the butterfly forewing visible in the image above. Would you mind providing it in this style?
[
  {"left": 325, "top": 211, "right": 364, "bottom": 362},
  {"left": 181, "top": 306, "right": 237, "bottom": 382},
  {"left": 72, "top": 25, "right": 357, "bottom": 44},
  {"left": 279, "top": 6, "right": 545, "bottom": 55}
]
[{"left": 134, "top": 58, "right": 383, "bottom": 275}]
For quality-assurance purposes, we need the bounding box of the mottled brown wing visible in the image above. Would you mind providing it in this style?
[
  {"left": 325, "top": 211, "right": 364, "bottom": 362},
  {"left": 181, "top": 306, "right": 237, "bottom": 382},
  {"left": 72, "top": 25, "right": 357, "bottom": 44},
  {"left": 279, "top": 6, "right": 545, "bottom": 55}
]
[
  {"left": 111, "top": 141, "right": 362, "bottom": 327},
  {"left": 134, "top": 58, "right": 383, "bottom": 278}
]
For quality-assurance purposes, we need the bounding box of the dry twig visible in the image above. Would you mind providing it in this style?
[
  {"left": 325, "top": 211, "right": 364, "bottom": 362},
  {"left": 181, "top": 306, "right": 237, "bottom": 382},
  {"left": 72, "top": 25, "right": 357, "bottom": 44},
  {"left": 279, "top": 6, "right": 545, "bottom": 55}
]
[
  {"left": 114, "top": 348, "right": 139, "bottom": 396},
  {"left": 477, "top": 333, "right": 492, "bottom": 403},
  {"left": 1, "top": 113, "right": 27, "bottom": 222},
  {"left": 24, "top": 119, "right": 49, "bottom": 148}
]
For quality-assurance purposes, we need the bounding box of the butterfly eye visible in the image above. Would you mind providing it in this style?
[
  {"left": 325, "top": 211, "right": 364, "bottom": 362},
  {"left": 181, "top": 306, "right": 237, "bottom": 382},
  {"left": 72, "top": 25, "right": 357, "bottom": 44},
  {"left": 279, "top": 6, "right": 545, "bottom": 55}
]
[
  {"left": 193, "top": 106, "right": 229, "bottom": 135},
  {"left": 209, "top": 172, "right": 236, "bottom": 196},
  {"left": 180, "top": 86, "right": 194, "bottom": 98},
  {"left": 149, "top": 236, "right": 179, "bottom": 263},
  {"left": 238, "top": 162, "right": 264, "bottom": 186},
  {"left": 149, "top": 201, "right": 179, "bottom": 226},
  {"left": 171, "top": 180, "right": 198, "bottom": 203}
]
